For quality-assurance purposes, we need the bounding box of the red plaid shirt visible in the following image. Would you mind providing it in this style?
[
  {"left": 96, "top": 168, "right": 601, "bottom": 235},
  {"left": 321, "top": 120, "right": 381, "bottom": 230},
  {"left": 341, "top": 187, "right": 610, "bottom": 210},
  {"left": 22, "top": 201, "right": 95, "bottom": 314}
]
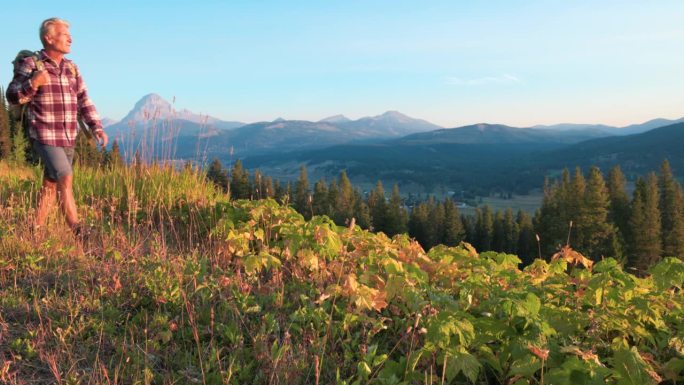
[{"left": 6, "top": 50, "right": 103, "bottom": 147}]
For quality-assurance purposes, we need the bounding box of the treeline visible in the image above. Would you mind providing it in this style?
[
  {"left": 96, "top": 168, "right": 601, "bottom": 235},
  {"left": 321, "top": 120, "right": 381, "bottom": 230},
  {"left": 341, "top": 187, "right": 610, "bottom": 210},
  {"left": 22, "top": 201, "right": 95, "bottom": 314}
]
[
  {"left": 205, "top": 159, "right": 544, "bottom": 262},
  {"left": 536, "top": 162, "right": 684, "bottom": 272},
  {"left": 206, "top": 157, "right": 684, "bottom": 271},
  {"left": 0, "top": 88, "right": 30, "bottom": 164}
]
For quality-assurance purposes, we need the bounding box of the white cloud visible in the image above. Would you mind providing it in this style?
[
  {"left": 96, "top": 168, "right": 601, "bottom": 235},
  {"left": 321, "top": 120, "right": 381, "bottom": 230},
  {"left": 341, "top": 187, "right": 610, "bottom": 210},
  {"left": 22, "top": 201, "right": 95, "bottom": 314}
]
[{"left": 446, "top": 74, "right": 521, "bottom": 86}]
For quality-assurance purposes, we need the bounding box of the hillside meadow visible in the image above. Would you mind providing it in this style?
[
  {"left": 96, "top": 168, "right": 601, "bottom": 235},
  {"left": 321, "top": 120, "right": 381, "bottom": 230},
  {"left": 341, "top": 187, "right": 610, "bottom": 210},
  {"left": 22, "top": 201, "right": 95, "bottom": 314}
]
[{"left": 0, "top": 161, "right": 683, "bottom": 384}]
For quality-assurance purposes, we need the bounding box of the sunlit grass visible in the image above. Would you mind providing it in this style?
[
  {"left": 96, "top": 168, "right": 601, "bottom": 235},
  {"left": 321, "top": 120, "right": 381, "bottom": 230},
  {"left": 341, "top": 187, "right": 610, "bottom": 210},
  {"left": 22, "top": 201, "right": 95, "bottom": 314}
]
[{"left": 0, "top": 161, "right": 35, "bottom": 181}]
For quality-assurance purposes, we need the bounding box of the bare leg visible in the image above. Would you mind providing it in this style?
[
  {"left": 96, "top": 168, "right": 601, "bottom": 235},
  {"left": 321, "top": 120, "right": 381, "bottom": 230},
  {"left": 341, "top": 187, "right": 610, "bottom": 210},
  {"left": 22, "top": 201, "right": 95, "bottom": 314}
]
[
  {"left": 35, "top": 178, "right": 57, "bottom": 227},
  {"left": 57, "top": 174, "right": 79, "bottom": 228}
]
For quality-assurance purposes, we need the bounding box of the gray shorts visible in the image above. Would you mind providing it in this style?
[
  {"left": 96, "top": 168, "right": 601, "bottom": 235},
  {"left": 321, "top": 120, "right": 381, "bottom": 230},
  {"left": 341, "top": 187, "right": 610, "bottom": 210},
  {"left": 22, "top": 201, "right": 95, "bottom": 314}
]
[{"left": 32, "top": 142, "right": 75, "bottom": 181}]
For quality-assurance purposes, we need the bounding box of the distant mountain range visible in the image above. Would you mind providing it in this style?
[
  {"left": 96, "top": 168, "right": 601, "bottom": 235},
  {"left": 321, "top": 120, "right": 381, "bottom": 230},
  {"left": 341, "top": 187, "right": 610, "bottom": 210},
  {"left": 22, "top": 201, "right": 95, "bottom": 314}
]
[
  {"left": 180, "top": 110, "right": 443, "bottom": 157},
  {"left": 103, "top": 94, "right": 683, "bottom": 194},
  {"left": 396, "top": 123, "right": 608, "bottom": 145},
  {"left": 531, "top": 117, "right": 684, "bottom": 136},
  {"left": 105, "top": 94, "right": 444, "bottom": 158}
]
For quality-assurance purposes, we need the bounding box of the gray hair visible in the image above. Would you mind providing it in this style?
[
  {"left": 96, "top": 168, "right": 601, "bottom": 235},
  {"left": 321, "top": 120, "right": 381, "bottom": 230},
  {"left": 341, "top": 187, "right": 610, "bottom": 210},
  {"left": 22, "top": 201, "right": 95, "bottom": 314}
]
[{"left": 40, "top": 18, "right": 70, "bottom": 46}]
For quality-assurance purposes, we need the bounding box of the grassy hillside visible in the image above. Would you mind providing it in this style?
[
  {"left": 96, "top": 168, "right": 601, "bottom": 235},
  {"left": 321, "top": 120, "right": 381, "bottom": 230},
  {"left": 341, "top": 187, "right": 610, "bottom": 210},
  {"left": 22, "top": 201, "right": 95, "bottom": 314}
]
[{"left": 0, "top": 162, "right": 683, "bottom": 384}]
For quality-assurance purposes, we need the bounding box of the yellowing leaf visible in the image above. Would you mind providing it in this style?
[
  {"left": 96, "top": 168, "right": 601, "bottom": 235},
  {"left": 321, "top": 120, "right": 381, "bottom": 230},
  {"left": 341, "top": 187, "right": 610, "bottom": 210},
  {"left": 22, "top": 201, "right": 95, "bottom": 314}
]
[
  {"left": 461, "top": 241, "right": 479, "bottom": 257},
  {"left": 552, "top": 246, "right": 593, "bottom": 270},
  {"left": 370, "top": 289, "right": 388, "bottom": 312},
  {"left": 343, "top": 274, "right": 359, "bottom": 296},
  {"left": 296, "top": 248, "right": 319, "bottom": 271},
  {"left": 381, "top": 258, "right": 404, "bottom": 274},
  {"left": 527, "top": 344, "right": 549, "bottom": 361}
]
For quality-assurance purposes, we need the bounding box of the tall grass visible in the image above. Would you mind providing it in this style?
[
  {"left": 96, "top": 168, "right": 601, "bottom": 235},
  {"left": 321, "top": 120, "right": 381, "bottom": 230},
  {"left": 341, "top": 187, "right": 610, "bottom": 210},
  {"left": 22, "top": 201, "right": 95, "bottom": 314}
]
[{"left": 0, "top": 160, "right": 234, "bottom": 384}]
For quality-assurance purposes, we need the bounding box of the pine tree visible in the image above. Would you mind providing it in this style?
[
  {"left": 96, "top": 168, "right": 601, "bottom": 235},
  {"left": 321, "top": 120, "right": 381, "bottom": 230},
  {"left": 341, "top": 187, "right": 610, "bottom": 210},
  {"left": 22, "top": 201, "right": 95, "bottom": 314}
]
[
  {"left": 252, "top": 170, "right": 263, "bottom": 199},
  {"left": 229, "top": 159, "right": 251, "bottom": 200},
  {"left": 353, "top": 192, "right": 372, "bottom": 229},
  {"left": 502, "top": 208, "right": 519, "bottom": 254},
  {"left": 312, "top": 179, "right": 330, "bottom": 217},
  {"left": 334, "top": 171, "right": 355, "bottom": 225},
  {"left": 262, "top": 176, "right": 275, "bottom": 198},
  {"left": 0, "top": 89, "right": 11, "bottom": 160},
  {"left": 607, "top": 166, "right": 631, "bottom": 245},
  {"left": 516, "top": 210, "right": 536, "bottom": 265},
  {"left": 294, "top": 165, "right": 311, "bottom": 218},
  {"left": 427, "top": 197, "right": 445, "bottom": 248},
  {"left": 475, "top": 206, "right": 494, "bottom": 251},
  {"left": 74, "top": 130, "right": 102, "bottom": 167},
  {"left": 567, "top": 167, "right": 586, "bottom": 229},
  {"left": 383, "top": 184, "right": 408, "bottom": 236},
  {"left": 577, "top": 166, "right": 620, "bottom": 260},
  {"left": 273, "top": 180, "right": 284, "bottom": 203},
  {"left": 659, "top": 160, "right": 684, "bottom": 259},
  {"left": 368, "top": 181, "right": 387, "bottom": 232},
  {"left": 628, "top": 175, "right": 662, "bottom": 272},
  {"left": 492, "top": 211, "right": 505, "bottom": 252},
  {"left": 107, "top": 139, "right": 123, "bottom": 168},
  {"left": 409, "top": 200, "right": 431, "bottom": 248},
  {"left": 206, "top": 158, "right": 229, "bottom": 193},
  {"left": 462, "top": 214, "right": 477, "bottom": 247},
  {"left": 282, "top": 181, "right": 293, "bottom": 205},
  {"left": 442, "top": 199, "right": 464, "bottom": 246},
  {"left": 10, "top": 115, "right": 29, "bottom": 165},
  {"left": 327, "top": 179, "right": 339, "bottom": 221},
  {"left": 572, "top": 167, "right": 586, "bottom": 191},
  {"left": 536, "top": 173, "right": 569, "bottom": 256}
]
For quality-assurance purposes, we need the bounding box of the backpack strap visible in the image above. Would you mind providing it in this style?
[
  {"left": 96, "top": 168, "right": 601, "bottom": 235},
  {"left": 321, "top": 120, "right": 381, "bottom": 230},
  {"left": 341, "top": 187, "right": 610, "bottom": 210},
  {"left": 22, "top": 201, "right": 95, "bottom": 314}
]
[
  {"left": 66, "top": 62, "right": 78, "bottom": 78},
  {"left": 33, "top": 54, "right": 45, "bottom": 72},
  {"left": 31, "top": 52, "right": 78, "bottom": 78}
]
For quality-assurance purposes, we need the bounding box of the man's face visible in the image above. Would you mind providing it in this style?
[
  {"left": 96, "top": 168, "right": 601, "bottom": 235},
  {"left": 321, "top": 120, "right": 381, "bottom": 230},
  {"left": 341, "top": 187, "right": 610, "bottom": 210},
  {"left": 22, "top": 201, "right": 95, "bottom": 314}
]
[{"left": 45, "top": 24, "right": 72, "bottom": 54}]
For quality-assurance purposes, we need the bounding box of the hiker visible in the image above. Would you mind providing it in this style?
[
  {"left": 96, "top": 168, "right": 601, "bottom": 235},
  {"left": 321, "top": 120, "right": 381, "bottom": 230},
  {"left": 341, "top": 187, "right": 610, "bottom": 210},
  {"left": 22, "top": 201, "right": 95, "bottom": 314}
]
[{"left": 6, "top": 17, "right": 108, "bottom": 236}]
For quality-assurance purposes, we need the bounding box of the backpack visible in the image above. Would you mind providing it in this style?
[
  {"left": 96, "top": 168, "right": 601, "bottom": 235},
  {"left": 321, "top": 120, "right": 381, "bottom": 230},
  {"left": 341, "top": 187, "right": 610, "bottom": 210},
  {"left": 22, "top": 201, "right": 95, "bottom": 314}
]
[{"left": 10, "top": 50, "right": 89, "bottom": 139}]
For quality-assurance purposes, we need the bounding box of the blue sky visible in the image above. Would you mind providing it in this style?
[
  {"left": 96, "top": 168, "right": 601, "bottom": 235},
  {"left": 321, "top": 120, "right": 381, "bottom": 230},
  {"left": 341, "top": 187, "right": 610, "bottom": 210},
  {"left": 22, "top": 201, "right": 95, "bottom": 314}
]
[{"left": 2, "top": 0, "right": 683, "bottom": 127}]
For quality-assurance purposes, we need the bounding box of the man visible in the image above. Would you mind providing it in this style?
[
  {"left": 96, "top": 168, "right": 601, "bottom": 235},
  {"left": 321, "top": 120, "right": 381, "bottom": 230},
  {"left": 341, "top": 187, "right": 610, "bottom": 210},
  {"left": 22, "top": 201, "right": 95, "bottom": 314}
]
[{"left": 6, "top": 18, "right": 108, "bottom": 236}]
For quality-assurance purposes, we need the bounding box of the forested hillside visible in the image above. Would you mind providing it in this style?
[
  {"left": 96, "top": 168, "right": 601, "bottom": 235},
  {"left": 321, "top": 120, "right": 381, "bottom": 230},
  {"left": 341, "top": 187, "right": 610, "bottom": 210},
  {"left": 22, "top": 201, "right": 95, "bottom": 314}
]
[{"left": 244, "top": 123, "right": 684, "bottom": 196}]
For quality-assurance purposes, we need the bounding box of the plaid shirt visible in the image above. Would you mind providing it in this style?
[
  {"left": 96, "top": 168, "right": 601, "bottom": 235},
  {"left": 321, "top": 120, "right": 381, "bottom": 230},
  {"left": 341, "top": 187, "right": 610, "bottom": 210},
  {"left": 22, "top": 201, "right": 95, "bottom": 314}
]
[{"left": 6, "top": 50, "right": 103, "bottom": 147}]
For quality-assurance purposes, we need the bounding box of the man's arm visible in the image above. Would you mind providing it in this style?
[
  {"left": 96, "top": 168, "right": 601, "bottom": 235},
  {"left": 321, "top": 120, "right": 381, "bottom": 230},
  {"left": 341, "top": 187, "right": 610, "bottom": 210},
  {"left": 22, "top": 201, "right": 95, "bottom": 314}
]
[
  {"left": 74, "top": 65, "right": 108, "bottom": 147},
  {"left": 6, "top": 58, "right": 40, "bottom": 105}
]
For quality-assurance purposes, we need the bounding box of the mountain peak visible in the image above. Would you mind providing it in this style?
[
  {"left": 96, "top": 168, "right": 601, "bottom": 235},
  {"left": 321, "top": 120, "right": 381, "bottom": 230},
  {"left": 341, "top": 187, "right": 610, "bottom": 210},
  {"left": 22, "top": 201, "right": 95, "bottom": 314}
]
[
  {"left": 376, "top": 110, "right": 410, "bottom": 120},
  {"left": 121, "top": 94, "right": 224, "bottom": 125},
  {"left": 319, "top": 114, "right": 351, "bottom": 123},
  {"left": 120, "top": 94, "right": 173, "bottom": 123},
  {"left": 139, "top": 93, "right": 166, "bottom": 103}
]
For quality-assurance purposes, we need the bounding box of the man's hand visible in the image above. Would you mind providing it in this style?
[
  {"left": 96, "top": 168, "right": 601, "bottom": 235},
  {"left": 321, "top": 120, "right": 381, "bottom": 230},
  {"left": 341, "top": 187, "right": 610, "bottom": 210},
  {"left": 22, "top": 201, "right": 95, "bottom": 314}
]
[
  {"left": 30, "top": 70, "right": 50, "bottom": 90},
  {"left": 94, "top": 130, "right": 109, "bottom": 148}
]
